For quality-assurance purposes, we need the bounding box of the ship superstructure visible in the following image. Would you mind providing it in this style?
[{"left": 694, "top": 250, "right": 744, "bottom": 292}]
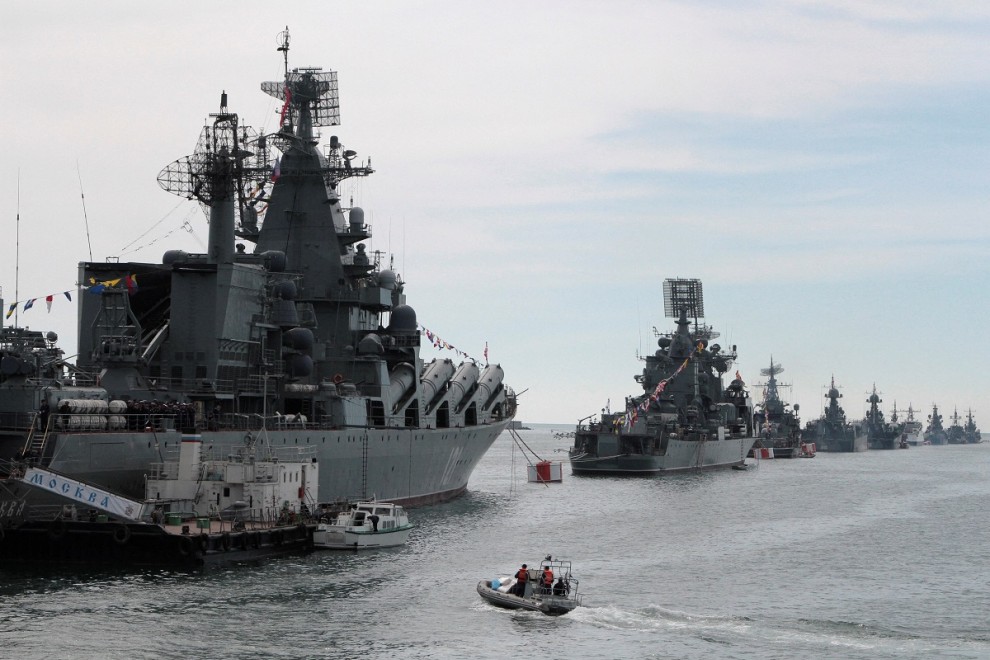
[{"left": 0, "top": 30, "right": 515, "bottom": 509}]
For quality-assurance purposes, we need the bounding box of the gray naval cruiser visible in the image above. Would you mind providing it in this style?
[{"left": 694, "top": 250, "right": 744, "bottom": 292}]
[
  {"left": 0, "top": 31, "right": 515, "bottom": 509},
  {"left": 804, "top": 377, "right": 867, "bottom": 452},
  {"left": 963, "top": 409, "right": 981, "bottom": 444},
  {"left": 946, "top": 407, "right": 966, "bottom": 444},
  {"left": 750, "top": 358, "right": 803, "bottom": 458},
  {"left": 924, "top": 404, "right": 947, "bottom": 445},
  {"left": 568, "top": 279, "right": 756, "bottom": 475},
  {"left": 865, "top": 385, "right": 900, "bottom": 450}
]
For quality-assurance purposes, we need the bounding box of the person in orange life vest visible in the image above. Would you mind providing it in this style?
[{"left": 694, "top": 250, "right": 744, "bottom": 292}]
[
  {"left": 513, "top": 564, "right": 529, "bottom": 596},
  {"left": 541, "top": 566, "right": 554, "bottom": 593}
]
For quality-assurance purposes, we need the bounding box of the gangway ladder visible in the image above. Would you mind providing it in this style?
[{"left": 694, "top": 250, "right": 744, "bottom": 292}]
[
  {"left": 21, "top": 411, "right": 53, "bottom": 459},
  {"left": 12, "top": 463, "right": 151, "bottom": 521}
]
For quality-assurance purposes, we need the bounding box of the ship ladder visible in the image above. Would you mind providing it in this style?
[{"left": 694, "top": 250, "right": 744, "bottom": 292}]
[
  {"left": 22, "top": 412, "right": 52, "bottom": 459},
  {"left": 360, "top": 434, "right": 369, "bottom": 500},
  {"left": 696, "top": 434, "right": 708, "bottom": 470}
]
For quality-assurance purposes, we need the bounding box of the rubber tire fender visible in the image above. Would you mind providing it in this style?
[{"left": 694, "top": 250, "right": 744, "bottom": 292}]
[{"left": 113, "top": 524, "right": 131, "bottom": 545}]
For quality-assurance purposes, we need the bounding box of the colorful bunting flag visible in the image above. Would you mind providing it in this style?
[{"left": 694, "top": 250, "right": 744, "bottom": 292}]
[
  {"left": 417, "top": 324, "right": 482, "bottom": 363},
  {"left": 3, "top": 286, "right": 78, "bottom": 317}
]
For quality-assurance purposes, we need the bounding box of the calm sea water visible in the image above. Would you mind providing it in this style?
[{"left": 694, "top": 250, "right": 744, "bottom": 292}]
[{"left": 1, "top": 426, "right": 988, "bottom": 659}]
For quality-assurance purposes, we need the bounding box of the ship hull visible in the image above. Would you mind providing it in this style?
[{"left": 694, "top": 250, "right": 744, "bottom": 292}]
[
  {"left": 2, "top": 421, "right": 510, "bottom": 508},
  {"left": 569, "top": 434, "right": 755, "bottom": 475},
  {"left": 902, "top": 424, "right": 924, "bottom": 446},
  {"left": 814, "top": 433, "right": 868, "bottom": 453},
  {"left": 0, "top": 519, "right": 312, "bottom": 567},
  {"left": 807, "top": 421, "right": 868, "bottom": 453}
]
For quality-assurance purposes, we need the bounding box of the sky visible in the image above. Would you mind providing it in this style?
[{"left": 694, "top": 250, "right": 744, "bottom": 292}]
[{"left": 2, "top": 1, "right": 989, "bottom": 425}]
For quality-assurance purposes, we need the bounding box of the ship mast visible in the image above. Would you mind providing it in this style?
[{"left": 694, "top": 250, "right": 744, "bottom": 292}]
[{"left": 277, "top": 26, "right": 290, "bottom": 77}]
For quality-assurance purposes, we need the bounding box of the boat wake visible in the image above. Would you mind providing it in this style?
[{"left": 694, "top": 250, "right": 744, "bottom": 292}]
[{"left": 567, "top": 604, "right": 990, "bottom": 656}]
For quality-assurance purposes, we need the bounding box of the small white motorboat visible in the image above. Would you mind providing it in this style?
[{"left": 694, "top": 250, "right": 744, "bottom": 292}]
[
  {"left": 312, "top": 501, "right": 413, "bottom": 550},
  {"left": 477, "top": 556, "right": 582, "bottom": 616}
]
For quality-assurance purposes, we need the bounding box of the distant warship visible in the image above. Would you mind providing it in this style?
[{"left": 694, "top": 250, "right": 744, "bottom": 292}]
[
  {"left": 750, "top": 359, "right": 803, "bottom": 458},
  {"left": 896, "top": 403, "right": 924, "bottom": 446},
  {"left": 568, "top": 279, "right": 755, "bottom": 475},
  {"left": 963, "top": 409, "right": 981, "bottom": 444},
  {"left": 946, "top": 408, "right": 966, "bottom": 444},
  {"left": 0, "top": 30, "right": 515, "bottom": 510},
  {"left": 865, "top": 385, "right": 900, "bottom": 450},
  {"left": 804, "top": 377, "right": 867, "bottom": 452},
  {"left": 925, "top": 404, "right": 947, "bottom": 445}
]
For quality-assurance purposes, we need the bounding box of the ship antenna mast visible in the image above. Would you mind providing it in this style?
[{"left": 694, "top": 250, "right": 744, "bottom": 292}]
[
  {"left": 277, "top": 27, "right": 290, "bottom": 77},
  {"left": 77, "top": 161, "right": 94, "bottom": 261},
  {"left": 15, "top": 169, "right": 20, "bottom": 327}
]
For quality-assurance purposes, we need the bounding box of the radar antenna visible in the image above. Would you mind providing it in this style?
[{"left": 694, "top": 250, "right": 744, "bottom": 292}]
[
  {"left": 760, "top": 360, "right": 784, "bottom": 378},
  {"left": 262, "top": 68, "right": 340, "bottom": 130},
  {"left": 156, "top": 93, "right": 272, "bottom": 245},
  {"left": 663, "top": 278, "right": 704, "bottom": 319},
  {"left": 260, "top": 33, "right": 374, "bottom": 189},
  {"left": 156, "top": 93, "right": 264, "bottom": 206}
]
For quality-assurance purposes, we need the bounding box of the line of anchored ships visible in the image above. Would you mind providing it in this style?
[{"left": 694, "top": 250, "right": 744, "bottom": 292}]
[
  {"left": 567, "top": 278, "right": 980, "bottom": 475},
  {"left": 799, "top": 380, "right": 980, "bottom": 453}
]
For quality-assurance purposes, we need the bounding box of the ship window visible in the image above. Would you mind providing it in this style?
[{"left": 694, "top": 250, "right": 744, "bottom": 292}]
[
  {"left": 196, "top": 365, "right": 207, "bottom": 379},
  {"left": 171, "top": 366, "right": 183, "bottom": 381},
  {"left": 223, "top": 487, "right": 230, "bottom": 497}
]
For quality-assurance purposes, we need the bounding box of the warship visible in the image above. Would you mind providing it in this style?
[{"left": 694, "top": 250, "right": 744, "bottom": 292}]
[
  {"left": 750, "top": 358, "right": 803, "bottom": 458},
  {"left": 865, "top": 385, "right": 900, "bottom": 450},
  {"left": 568, "top": 279, "right": 755, "bottom": 475},
  {"left": 804, "top": 377, "right": 867, "bottom": 452},
  {"left": 0, "top": 30, "right": 515, "bottom": 511},
  {"left": 897, "top": 403, "right": 924, "bottom": 446},
  {"left": 963, "top": 409, "right": 981, "bottom": 444},
  {"left": 946, "top": 407, "right": 966, "bottom": 444},
  {"left": 924, "top": 404, "right": 947, "bottom": 445}
]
